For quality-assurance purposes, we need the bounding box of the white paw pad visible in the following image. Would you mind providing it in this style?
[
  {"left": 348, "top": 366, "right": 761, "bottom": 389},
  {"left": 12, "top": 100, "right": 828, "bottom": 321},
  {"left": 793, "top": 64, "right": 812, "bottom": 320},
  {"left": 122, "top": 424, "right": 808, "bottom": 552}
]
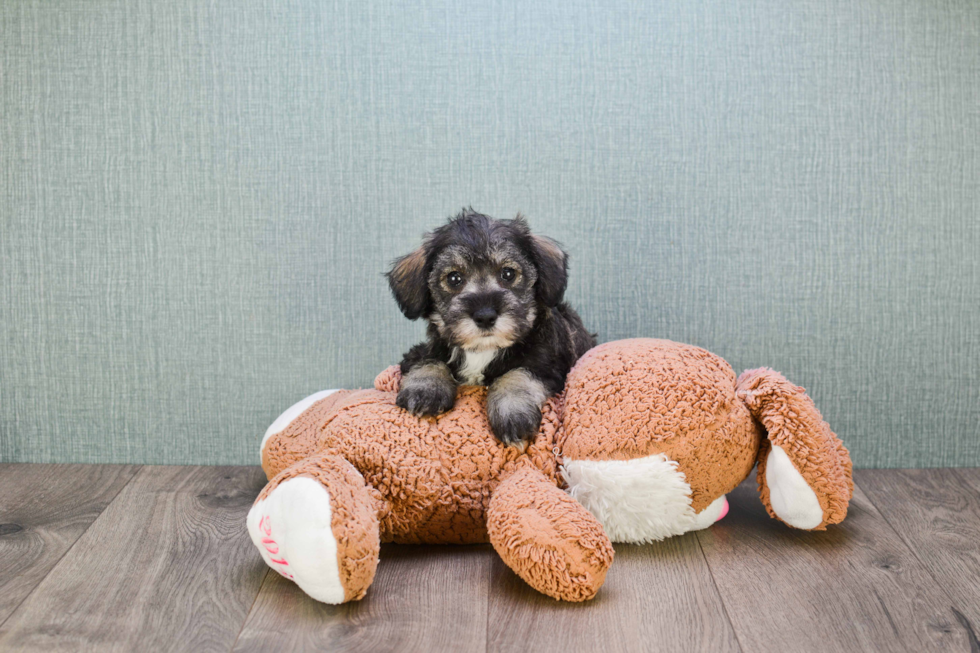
[
  {"left": 246, "top": 476, "right": 346, "bottom": 603},
  {"left": 765, "top": 445, "right": 824, "bottom": 529}
]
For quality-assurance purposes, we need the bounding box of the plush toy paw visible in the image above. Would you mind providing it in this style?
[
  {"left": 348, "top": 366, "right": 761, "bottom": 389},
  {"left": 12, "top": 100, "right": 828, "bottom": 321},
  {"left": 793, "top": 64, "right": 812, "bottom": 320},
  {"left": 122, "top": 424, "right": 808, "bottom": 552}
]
[
  {"left": 763, "top": 445, "right": 824, "bottom": 529},
  {"left": 247, "top": 456, "right": 381, "bottom": 604},
  {"left": 488, "top": 468, "right": 614, "bottom": 601},
  {"left": 738, "top": 367, "right": 853, "bottom": 530},
  {"left": 247, "top": 477, "right": 346, "bottom": 601}
]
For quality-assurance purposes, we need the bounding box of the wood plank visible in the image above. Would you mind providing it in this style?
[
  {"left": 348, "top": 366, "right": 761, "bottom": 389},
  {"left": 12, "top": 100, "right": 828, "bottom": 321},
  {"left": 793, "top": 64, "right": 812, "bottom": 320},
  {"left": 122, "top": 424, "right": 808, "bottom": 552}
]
[
  {"left": 857, "top": 468, "right": 980, "bottom": 644},
  {"left": 696, "top": 477, "right": 972, "bottom": 653},
  {"left": 487, "top": 534, "right": 741, "bottom": 653},
  {"left": 233, "top": 543, "right": 491, "bottom": 653},
  {"left": 0, "top": 464, "right": 140, "bottom": 626},
  {"left": 0, "top": 465, "right": 268, "bottom": 652}
]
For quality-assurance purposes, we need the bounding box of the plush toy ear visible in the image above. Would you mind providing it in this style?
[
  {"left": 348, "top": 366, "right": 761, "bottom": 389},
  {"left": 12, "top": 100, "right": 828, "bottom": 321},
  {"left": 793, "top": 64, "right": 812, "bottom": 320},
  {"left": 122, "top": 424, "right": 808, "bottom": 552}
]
[
  {"left": 386, "top": 246, "right": 431, "bottom": 320},
  {"left": 530, "top": 233, "right": 568, "bottom": 307}
]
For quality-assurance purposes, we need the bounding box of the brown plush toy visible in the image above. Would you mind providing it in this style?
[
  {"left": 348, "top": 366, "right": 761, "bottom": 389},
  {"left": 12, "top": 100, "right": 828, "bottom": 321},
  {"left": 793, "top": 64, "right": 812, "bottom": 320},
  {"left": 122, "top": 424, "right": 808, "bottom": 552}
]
[{"left": 248, "top": 338, "right": 852, "bottom": 603}]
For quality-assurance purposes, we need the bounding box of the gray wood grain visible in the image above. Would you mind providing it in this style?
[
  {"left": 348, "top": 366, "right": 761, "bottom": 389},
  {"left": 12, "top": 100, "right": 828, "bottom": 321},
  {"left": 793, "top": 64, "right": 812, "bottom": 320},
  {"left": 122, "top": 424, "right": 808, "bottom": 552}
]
[
  {"left": 696, "top": 478, "right": 972, "bottom": 652},
  {"left": 487, "top": 534, "right": 741, "bottom": 653},
  {"left": 5, "top": 464, "right": 980, "bottom": 652},
  {"left": 857, "top": 468, "right": 980, "bottom": 646},
  {"left": 233, "top": 543, "right": 490, "bottom": 653},
  {"left": 0, "top": 465, "right": 268, "bottom": 652},
  {"left": 0, "top": 463, "right": 140, "bottom": 627}
]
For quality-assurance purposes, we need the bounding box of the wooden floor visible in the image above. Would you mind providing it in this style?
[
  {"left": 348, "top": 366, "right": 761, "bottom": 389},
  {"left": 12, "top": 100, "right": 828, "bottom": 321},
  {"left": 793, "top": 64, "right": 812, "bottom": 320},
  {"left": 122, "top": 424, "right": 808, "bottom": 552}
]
[{"left": 1, "top": 466, "right": 979, "bottom": 652}]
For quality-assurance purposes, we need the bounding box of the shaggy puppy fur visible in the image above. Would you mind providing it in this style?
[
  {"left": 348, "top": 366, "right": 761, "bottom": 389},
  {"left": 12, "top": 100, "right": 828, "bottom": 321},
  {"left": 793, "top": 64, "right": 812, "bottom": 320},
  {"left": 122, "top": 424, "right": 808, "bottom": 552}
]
[{"left": 387, "top": 210, "right": 596, "bottom": 446}]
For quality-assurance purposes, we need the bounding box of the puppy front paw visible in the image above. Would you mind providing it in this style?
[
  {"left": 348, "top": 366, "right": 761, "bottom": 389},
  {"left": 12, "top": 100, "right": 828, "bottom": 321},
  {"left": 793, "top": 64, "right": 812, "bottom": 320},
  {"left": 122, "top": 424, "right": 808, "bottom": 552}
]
[
  {"left": 487, "top": 369, "right": 548, "bottom": 448},
  {"left": 396, "top": 363, "right": 457, "bottom": 416},
  {"left": 396, "top": 384, "right": 456, "bottom": 416},
  {"left": 488, "top": 402, "right": 542, "bottom": 448}
]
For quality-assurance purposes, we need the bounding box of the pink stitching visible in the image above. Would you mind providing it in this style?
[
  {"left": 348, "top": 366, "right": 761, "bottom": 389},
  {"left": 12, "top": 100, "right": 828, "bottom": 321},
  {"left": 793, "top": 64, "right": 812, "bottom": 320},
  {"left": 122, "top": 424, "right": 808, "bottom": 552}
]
[{"left": 258, "top": 513, "right": 292, "bottom": 577}]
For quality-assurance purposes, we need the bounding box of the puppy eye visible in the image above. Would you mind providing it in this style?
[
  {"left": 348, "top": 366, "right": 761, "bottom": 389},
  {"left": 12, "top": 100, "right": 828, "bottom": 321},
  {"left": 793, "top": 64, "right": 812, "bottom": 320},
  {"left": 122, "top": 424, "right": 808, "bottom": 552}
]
[
  {"left": 500, "top": 267, "right": 517, "bottom": 283},
  {"left": 447, "top": 271, "right": 464, "bottom": 288}
]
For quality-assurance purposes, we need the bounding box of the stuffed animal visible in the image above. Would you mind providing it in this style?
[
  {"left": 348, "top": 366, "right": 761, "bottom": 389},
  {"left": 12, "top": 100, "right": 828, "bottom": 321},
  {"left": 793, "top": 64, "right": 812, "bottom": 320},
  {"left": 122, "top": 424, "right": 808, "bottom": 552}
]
[{"left": 248, "top": 338, "right": 852, "bottom": 603}]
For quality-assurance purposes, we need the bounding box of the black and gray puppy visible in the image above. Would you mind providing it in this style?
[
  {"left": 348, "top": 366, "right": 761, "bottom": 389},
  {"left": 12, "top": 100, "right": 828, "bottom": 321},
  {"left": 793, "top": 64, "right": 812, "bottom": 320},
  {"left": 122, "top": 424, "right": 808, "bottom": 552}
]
[{"left": 386, "top": 209, "right": 596, "bottom": 447}]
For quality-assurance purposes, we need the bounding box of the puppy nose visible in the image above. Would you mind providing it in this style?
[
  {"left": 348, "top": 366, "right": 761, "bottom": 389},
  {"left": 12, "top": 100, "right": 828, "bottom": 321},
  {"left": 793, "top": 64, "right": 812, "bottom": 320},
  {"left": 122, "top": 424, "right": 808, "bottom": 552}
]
[{"left": 472, "top": 307, "right": 497, "bottom": 329}]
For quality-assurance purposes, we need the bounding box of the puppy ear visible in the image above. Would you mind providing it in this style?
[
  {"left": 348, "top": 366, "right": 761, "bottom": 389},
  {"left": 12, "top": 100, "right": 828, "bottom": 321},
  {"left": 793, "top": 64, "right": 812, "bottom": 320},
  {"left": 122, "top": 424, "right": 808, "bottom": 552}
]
[
  {"left": 386, "top": 246, "right": 431, "bottom": 320},
  {"left": 530, "top": 234, "right": 568, "bottom": 307}
]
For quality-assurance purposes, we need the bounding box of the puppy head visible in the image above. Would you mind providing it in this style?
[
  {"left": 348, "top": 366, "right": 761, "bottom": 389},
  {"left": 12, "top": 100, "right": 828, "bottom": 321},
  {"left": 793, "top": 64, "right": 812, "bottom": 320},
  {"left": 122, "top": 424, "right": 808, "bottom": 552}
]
[{"left": 387, "top": 209, "right": 568, "bottom": 351}]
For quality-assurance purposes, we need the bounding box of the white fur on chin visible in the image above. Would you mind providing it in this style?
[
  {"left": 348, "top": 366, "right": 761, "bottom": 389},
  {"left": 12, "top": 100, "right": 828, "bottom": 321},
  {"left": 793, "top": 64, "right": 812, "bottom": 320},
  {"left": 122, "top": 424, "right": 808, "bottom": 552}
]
[
  {"left": 445, "top": 315, "right": 523, "bottom": 385},
  {"left": 453, "top": 315, "right": 519, "bottom": 351}
]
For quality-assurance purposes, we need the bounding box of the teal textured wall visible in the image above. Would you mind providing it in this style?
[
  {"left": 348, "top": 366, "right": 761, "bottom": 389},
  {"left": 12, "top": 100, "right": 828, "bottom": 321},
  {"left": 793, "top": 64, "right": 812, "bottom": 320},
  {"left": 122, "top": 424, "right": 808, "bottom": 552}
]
[{"left": 2, "top": 0, "right": 978, "bottom": 466}]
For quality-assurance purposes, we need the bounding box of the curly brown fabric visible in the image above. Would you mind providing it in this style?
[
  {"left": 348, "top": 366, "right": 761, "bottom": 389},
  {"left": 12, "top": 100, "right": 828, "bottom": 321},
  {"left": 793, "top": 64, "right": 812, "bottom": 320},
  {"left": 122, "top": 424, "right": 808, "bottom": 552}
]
[
  {"left": 253, "top": 338, "right": 852, "bottom": 603},
  {"left": 263, "top": 384, "right": 563, "bottom": 545},
  {"left": 261, "top": 389, "right": 361, "bottom": 478},
  {"left": 561, "top": 339, "right": 760, "bottom": 511},
  {"left": 737, "top": 368, "right": 853, "bottom": 529},
  {"left": 373, "top": 365, "right": 402, "bottom": 393},
  {"left": 487, "top": 467, "right": 614, "bottom": 602}
]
